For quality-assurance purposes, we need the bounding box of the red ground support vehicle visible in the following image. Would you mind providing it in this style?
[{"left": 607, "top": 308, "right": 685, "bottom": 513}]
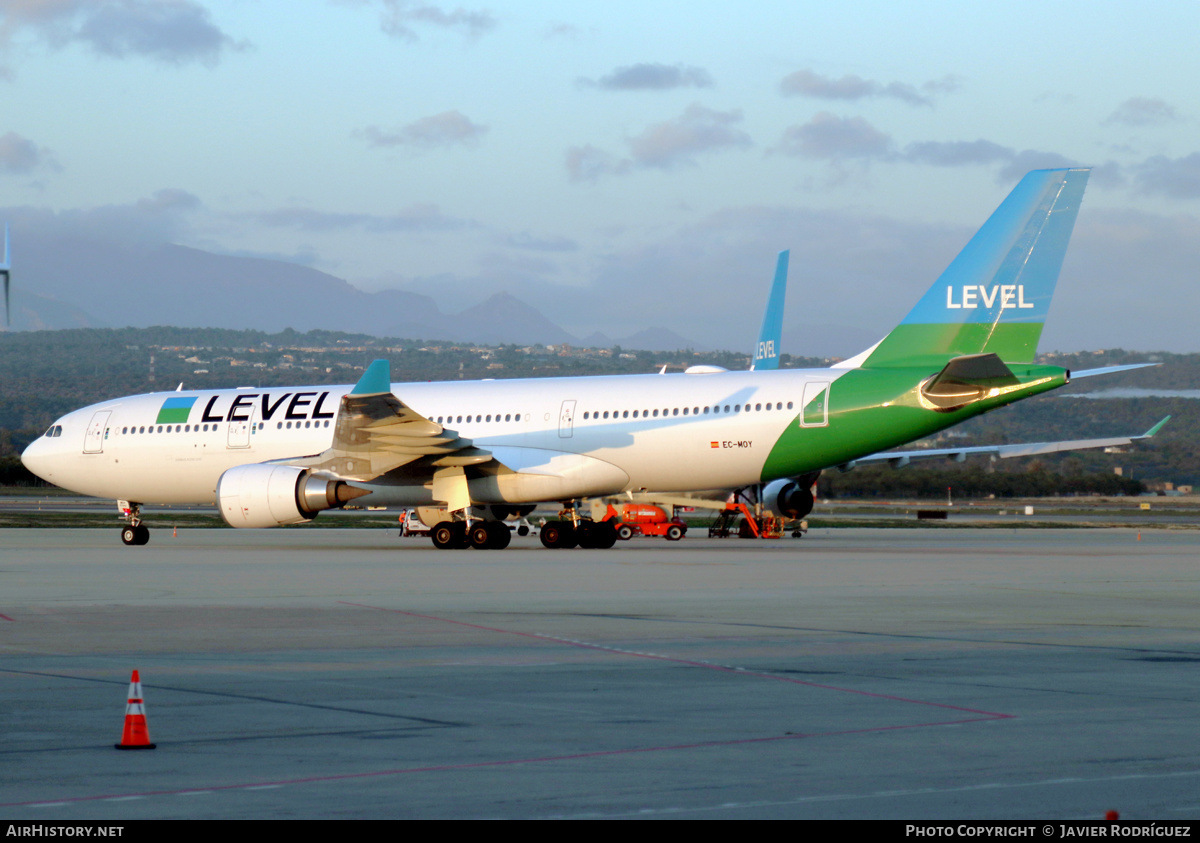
[{"left": 605, "top": 504, "right": 687, "bottom": 541}]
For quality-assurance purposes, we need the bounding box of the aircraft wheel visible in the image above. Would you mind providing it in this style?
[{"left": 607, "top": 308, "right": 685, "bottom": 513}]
[
  {"left": 468, "top": 523, "right": 492, "bottom": 550},
  {"left": 574, "top": 521, "right": 596, "bottom": 548},
  {"left": 487, "top": 522, "right": 512, "bottom": 550},
  {"left": 590, "top": 522, "right": 618, "bottom": 549},
  {"left": 616, "top": 524, "right": 634, "bottom": 541},
  {"left": 666, "top": 525, "right": 684, "bottom": 541},
  {"left": 431, "top": 521, "right": 466, "bottom": 550},
  {"left": 121, "top": 526, "right": 138, "bottom": 546},
  {"left": 135, "top": 525, "right": 150, "bottom": 545},
  {"left": 539, "top": 521, "right": 577, "bottom": 549}
]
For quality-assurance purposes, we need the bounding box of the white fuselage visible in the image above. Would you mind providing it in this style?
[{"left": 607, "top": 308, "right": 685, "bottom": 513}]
[{"left": 21, "top": 367, "right": 849, "bottom": 507}]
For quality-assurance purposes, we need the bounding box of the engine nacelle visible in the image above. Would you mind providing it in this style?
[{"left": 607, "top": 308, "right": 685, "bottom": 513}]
[
  {"left": 216, "top": 464, "right": 369, "bottom": 528},
  {"left": 761, "top": 477, "right": 815, "bottom": 520}
]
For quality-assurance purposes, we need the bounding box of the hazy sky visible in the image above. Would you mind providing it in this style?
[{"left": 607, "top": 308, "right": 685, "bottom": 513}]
[{"left": 2, "top": 1, "right": 1199, "bottom": 354}]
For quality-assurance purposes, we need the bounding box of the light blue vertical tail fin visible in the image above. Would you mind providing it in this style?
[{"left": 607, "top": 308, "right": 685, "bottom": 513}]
[
  {"left": 750, "top": 250, "right": 789, "bottom": 370},
  {"left": 1, "top": 223, "right": 9, "bottom": 327},
  {"left": 859, "top": 168, "right": 1089, "bottom": 368}
]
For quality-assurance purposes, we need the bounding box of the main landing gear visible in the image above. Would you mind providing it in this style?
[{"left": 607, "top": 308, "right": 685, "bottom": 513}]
[
  {"left": 539, "top": 519, "right": 618, "bottom": 549},
  {"left": 430, "top": 519, "right": 511, "bottom": 550},
  {"left": 427, "top": 501, "right": 619, "bottom": 551},
  {"left": 119, "top": 502, "right": 149, "bottom": 546},
  {"left": 539, "top": 503, "right": 618, "bottom": 549}
]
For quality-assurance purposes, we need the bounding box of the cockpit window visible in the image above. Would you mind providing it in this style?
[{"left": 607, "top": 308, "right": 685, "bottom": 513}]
[{"left": 44, "top": 425, "right": 63, "bottom": 438}]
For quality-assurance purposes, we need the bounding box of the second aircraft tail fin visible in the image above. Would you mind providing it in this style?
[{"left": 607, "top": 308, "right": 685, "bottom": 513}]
[
  {"left": 750, "top": 250, "right": 789, "bottom": 371},
  {"left": 1, "top": 223, "right": 10, "bottom": 328}
]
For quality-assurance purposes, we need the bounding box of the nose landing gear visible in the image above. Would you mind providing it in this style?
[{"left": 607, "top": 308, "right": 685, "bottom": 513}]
[{"left": 118, "top": 501, "right": 150, "bottom": 546}]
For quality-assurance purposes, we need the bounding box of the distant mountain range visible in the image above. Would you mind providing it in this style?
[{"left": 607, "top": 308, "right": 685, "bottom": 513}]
[{"left": 3, "top": 239, "right": 703, "bottom": 351}]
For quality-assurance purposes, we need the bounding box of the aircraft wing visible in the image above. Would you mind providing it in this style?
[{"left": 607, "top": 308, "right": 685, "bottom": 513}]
[
  {"left": 842, "top": 417, "right": 1169, "bottom": 469},
  {"left": 286, "top": 359, "right": 492, "bottom": 482}
]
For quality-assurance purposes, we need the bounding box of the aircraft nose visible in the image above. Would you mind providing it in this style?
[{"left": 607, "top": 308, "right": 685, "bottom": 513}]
[{"left": 21, "top": 435, "right": 55, "bottom": 483}]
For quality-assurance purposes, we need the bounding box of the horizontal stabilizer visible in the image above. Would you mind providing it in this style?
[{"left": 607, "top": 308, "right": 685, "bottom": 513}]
[
  {"left": 920, "top": 353, "right": 1019, "bottom": 411},
  {"left": 1071, "top": 362, "right": 1160, "bottom": 379}
]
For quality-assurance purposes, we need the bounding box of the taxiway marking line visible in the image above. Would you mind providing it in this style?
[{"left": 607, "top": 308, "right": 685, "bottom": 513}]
[
  {"left": 2, "top": 718, "right": 1003, "bottom": 810},
  {"left": 339, "top": 601, "right": 1014, "bottom": 719}
]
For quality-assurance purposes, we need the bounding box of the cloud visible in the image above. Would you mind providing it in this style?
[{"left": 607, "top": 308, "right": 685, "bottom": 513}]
[
  {"left": 1041, "top": 207, "right": 1200, "bottom": 352},
  {"left": 1104, "top": 97, "right": 1180, "bottom": 127},
  {"left": 994, "top": 149, "right": 1080, "bottom": 184},
  {"left": 136, "top": 187, "right": 200, "bottom": 213},
  {"left": 580, "top": 62, "right": 713, "bottom": 91},
  {"left": 779, "top": 69, "right": 954, "bottom": 107},
  {"left": 567, "top": 104, "right": 751, "bottom": 180},
  {"left": 504, "top": 232, "right": 579, "bottom": 252},
  {"left": 358, "top": 110, "right": 488, "bottom": 149},
  {"left": 543, "top": 22, "right": 593, "bottom": 41},
  {"left": 901, "top": 139, "right": 1013, "bottom": 167},
  {"left": 0, "top": 131, "right": 59, "bottom": 174},
  {"left": 769, "top": 121, "right": 1114, "bottom": 189},
  {"left": 0, "top": 186, "right": 202, "bottom": 248},
  {"left": 626, "top": 104, "right": 751, "bottom": 168},
  {"left": 1134, "top": 153, "right": 1200, "bottom": 199},
  {"left": 403, "top": 201, "right": 985, "bottom": 353},
  {"left": 773, "top": 112, "right": 893, "bottom": 159},
  {"left": 0, "top": 0, "right": 247, "bottom": 68},
  {"left": 257, "top": 203, "right": 471, "bottom": 233},
  {"left": 565, "top": 144, "right": 630, "bottom": 182},
  {"left": 376, "top": 1, "right": 496, "bottom": 42},
  {"left": 900, "top": 142, "right": 1108, "bottom": 186}
]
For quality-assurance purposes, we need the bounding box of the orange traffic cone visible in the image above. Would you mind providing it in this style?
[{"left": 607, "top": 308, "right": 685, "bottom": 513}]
[{"left": 114, "top": 669, "right": 156, "bottom": 750}]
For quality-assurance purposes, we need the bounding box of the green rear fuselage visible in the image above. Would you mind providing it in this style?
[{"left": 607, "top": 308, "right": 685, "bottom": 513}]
[{"left": 763, "top": 362, "right": 1068, "bottom": 480}]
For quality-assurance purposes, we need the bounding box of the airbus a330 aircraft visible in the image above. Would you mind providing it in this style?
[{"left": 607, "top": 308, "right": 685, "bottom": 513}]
[{"left": 21, "top": 168, "right": 1156, "bottom": 550}]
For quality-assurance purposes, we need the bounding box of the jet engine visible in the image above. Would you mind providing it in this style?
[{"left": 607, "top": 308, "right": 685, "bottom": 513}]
[
  {"left": 216, "top": 464, "right": 369, "bottom": 528},
  {"left": 761, "top": 476, "right": 816, "bottom": 520}
]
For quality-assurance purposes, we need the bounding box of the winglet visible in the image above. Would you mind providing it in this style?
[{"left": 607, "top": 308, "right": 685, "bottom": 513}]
[
  {"left": 351, "top": 358, "right": 392, "bottom": 396},
  {"left": 1143, "top": 416, "right": 1170, "bottom": 438},
  {"left": 751, "top": 250, "right": 788, "bottom": 371}
]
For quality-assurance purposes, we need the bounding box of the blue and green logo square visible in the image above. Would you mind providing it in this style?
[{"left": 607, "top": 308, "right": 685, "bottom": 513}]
[{"left": 156, "top": 396, "right": 197, "bottom": 425}]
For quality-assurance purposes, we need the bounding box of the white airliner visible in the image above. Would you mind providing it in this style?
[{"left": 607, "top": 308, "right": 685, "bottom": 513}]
[{"left": 20, "top": 169, "right": 1161, "bottom": 550}]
